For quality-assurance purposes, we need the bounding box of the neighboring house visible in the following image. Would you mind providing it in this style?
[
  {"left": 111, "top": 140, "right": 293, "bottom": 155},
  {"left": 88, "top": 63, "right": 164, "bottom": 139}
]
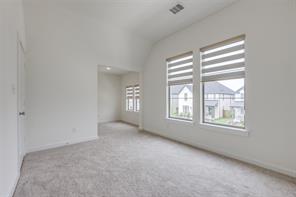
[
  {"left": 178, "top": 86, "right": 193, "bottom": 116},
  {"left": 170, "top": 85, "right": 193, "bottom": 118},
  {"left": 204, "top": 82, "right": 235, "bottom": 121},
  {"left": 170, "top": 82, "right": 245, "bottom": 125},
  {"left": 234, "top": 87, "right": 244, "bottom": 101},
  {"left": 230, "top": 87, "right": 245, "bottom": 123}
]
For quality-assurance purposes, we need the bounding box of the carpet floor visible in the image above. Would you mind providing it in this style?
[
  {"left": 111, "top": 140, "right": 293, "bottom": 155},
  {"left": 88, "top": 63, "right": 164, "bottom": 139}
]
[{"left": 14, "top": 122, "right": 296, "bottom": 197}]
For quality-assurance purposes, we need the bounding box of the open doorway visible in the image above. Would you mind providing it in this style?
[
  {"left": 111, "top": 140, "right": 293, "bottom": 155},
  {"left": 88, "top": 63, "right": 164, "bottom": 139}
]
[{"left": 97, "top": 65, "right": 141, "bottom": 132}]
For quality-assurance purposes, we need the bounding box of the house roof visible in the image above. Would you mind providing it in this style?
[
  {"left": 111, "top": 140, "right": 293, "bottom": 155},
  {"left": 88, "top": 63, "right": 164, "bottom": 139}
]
[
  {"left": 170, "top": 85, "right": 193, "bottom": 95},
  {"left": 204, "top": 82, "right": 235, "bottom": 95},
  {"left": 235, "top": 87, "right": 244, "bottom": 93},
  {"left": 170, "top": 82, "right": 236, "bottom": 95}
]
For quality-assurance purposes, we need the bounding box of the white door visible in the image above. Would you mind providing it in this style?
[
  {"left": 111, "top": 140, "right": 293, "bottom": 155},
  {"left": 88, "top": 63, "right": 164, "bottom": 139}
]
[{"left": 17, "top": 40, "right": 25, "bottom": 169}]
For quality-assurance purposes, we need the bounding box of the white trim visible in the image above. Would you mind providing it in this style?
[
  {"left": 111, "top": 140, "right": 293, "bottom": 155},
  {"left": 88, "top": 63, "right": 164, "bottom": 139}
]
[
  {"left": 143, "top": 128, "right": 296, "bottom": 178},
  {"left": 198, "top": 34, "right": 249, "bottom": 138},
  {"left": 198, "top": 123, "right": 249, "bottom": 137},
  {"left": 26, "top": 136, "right": 98, "bottom": 153},
  {"left": 7, "top": 171, "right": 20, "bottom": 197},
  {"left": 165, "top": 117, "right": 194, "bottom": 126},
  {"left": 4, "top": 136, "right": 98, "bottom": 197},
  {"left": 17, "top": 32, "right": 26, "bottom": 53},
  {"left": 120, "top": 120, "right": 139, "bottom": 128}
]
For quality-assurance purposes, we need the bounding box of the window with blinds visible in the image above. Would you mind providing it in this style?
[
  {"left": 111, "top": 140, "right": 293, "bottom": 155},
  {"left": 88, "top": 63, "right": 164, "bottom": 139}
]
[
  {"left": 126, "top": 86, "right": 134, "bottom": 111},
  {"left": 200, "top": 35, "right": 246, "bottom": 129},
  {"left": 200, "top": 35, "right": 245, "bottom": 82},
  {"left": 167, "top": 52, "right": 193, "bottom": 85},
  {"left": 134, "top": 85, "right": 140, "bottom": 112},
  {"left": 125, "top": 85, "right": 140, "bottom": 112},
  {"left": 167, "top": 52, "right": 193, "bottom": 121}
]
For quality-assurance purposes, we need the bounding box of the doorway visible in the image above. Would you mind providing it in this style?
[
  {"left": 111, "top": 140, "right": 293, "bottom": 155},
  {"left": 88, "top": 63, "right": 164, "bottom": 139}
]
[{"left": 97, "top": 65, "right": 141, "bottom": 134}]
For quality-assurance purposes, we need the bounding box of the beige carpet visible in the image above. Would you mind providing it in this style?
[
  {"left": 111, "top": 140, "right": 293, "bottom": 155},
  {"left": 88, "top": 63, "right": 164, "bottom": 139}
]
[{"left": 14, "top": 122, "right": 296, "bottom": 197}]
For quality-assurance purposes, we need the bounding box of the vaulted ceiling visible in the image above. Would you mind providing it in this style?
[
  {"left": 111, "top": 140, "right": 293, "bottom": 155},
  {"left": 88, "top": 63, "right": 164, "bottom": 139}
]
[
  {"left": 25, "top": 0, "right": 237, "bottom": 42},
  {"left": 23, "top": 0, "right": 238, "bottom": 71},
  {"left": 65, "top": 0, "right": 238, "bottom": 42}
]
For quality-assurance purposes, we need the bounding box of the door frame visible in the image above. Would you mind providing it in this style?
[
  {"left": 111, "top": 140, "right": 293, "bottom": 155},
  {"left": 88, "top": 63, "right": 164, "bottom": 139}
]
[{"left": 17, "top": 33, "right": 26, "bottom": 169}]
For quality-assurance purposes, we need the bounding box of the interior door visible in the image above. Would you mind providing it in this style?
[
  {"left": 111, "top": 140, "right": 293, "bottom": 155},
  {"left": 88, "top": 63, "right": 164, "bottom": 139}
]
[{"left": 17, "top": 40, "right": 25, "bottom": 169}]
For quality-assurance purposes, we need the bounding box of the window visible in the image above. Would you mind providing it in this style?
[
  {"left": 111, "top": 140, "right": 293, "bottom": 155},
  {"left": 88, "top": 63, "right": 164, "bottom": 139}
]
[
  {"left": 125, "top": 85, "right": 140, "bottom": 112},
  {"left": 200, "top": 35, "right": 246, "bottom": 129},
  {"left": 183, "top": 105, "right": 189, "bottom": 114},
  {"left": 134, "top": 85, "right": 140, "bottom": 112},
  {"left": 184, "top": 93, "right": 188, "bottom": 101},
  {"left": 167, "top": 52, "right": 193, "bottom": 121},
  {"left": 126, "top": 86, "right": 134, "bottom": 111}
]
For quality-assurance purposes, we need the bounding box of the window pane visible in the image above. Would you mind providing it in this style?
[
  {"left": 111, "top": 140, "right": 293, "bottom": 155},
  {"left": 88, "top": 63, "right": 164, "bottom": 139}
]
[
  {"left": 128, "top": 99, "right": 133, "bottom": 111},
  {"left": 136, "top": 98, "right": 140, "bottom": 112},
  {"left": 203, "top": 78, "right": 244, "bottom": 128},
  {"left": 169, "top": 84, "right": 193, "bottom": 120}
]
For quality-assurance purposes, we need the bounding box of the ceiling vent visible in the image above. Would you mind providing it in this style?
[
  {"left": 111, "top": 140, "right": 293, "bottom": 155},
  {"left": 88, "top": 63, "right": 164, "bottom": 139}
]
[{"left": 169, "top": 4, "right": 184, "bottom": 14}]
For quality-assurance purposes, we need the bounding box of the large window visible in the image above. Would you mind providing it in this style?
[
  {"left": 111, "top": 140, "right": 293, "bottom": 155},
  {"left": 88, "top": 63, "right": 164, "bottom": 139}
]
[
  {"left": 167, "top": 52, "right": 193, "bottom": 121},
  {"left": 126, "top": 86, "right": 134, "bottom": 111},
  {"left": 125, "top": 85, "right": 140, "bottom": 112},
  {"left": 134, "top": 85, "right": 140, "bottom": 112},
  {"left": 200, "top": 35, "right": 246, "bottom": 128}
]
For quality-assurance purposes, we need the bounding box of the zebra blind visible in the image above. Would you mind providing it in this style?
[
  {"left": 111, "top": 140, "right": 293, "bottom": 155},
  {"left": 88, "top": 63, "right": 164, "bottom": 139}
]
[
  {"left": 126, "top": 86, "right": 134, "bottom": 99},
  {"left": 167, "top": 52, "right": 193, "bottom": 85},
  {"left": 134, "top": 85, "right": 140, "bottom": 112},
  {"left": 134, "top": 85, "right": 140, "bottom": 99},
  {"left": 200, "top": 35, "right": 246, "bottom": 82}
]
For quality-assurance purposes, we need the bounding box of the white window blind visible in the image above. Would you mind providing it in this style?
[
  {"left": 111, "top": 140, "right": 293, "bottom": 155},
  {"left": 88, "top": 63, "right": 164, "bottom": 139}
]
[
  {"left": 126, "top": 86, "right": 134, "bottom": 99},
  {"left": 167, "top": 52, "right": 193, "bottom": 85},
  {"left": 200, "top": 35, "right": 245, "bottom": 82},
  {"left": 126, "top": 86, "right": 134, "bottom": 111},
  {"left": 134, "top": 85, "right": 140, "bottom": 99},
  {"left": 134, "top": 85, "right": 140, "bottom": 112}
]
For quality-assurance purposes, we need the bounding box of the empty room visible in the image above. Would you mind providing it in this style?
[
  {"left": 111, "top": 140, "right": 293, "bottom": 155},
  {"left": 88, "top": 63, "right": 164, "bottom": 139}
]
[{"left": 0, "top": 0, "right": 296, "bottom": 197}]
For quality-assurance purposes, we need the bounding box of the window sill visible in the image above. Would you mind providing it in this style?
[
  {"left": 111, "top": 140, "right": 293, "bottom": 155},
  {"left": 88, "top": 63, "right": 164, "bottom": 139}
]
[
  {"left": 165, "top": 117, "right": 194, "bottom": 125},
  {"left": 198, "top": 123, "right": 249, "bottom": 137},
  {"left": 126, "top": 110, "right": 139, "bottom": 113}
]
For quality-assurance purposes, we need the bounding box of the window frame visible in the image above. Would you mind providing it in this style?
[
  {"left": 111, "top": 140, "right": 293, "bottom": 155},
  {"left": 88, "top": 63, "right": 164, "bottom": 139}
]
[
  {"left": 199, "top": 35, "right": 247, "bottom": 130},
  {"left": 134, "top": 84, "right": 140, "bottom": 112},
  {"left": 168, "top": 85, "right": 194, "bottom": 122},
  {"left": 125, "top": 86, "right": 134, "bottom": 112},
  {"left": 166, "top": 51, "right": 194, "bottom": 122},
  {"left": 201, "top": 79, "right": 246, "bottom": 130},
  {"left": 125, "top": 85, "right": 140, "bottom": 112}
]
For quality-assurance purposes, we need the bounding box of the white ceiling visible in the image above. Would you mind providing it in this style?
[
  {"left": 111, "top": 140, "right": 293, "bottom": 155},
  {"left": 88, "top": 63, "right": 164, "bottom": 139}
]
[
  {"left": 24, "top": 0, "right": 238, "bottom": 71},
  {"left": 33, "top": 0, "right": 238, "bottom": 42},
  {"left": 98, "top": 65, "right": 131, "bottom": 75}
]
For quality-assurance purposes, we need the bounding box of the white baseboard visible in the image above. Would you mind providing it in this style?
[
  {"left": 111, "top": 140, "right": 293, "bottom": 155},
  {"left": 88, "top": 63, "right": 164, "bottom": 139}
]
[
  {"left": 7, "top": 171, "right": 20, "bottom": 197},
  {"left": 3, "top": 137, "right": 98, "bottom": 197},
  {"left": 144, "top": 128, "right": 296, "bottom": 178},
  {"left": 5, "top": 154, "right": 24, "bottom": 197},
  {"left": 119, "top": 120, "right": 139, "bottom": 127},
  {"left": 26, "top": 136, "right": 98, "bottom": 153},
  {"left": 98, "top": 120, "right": 121, "bottom": 124}
]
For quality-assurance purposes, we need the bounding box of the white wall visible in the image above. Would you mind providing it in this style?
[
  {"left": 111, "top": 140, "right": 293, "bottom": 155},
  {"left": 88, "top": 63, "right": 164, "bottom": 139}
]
[
  {"left": 121, "top": 72, "right": 140, "bottom": 125},
  {"left": 143, "top": 0, "right": 296, "bottom": 177},
  {"left": 23, "top": 1, "right": 151, "bottom": 151},
  {"left": 0, "top": 0, "right": 26, "bottom": 196},
  {"left": 98, "top": 72, "right": 121, "bottom": 123},
  {"left": 24, "top": 5, "right": 98, "bottom": 152},
  {"left": 24, "top": 2, "right": 152, "bottom": 72}
]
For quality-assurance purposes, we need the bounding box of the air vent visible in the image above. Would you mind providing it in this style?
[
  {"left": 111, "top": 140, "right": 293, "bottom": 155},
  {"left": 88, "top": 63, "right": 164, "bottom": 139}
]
[{"left": 169, "top": 4, "right": 184, "bottom": 14}]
